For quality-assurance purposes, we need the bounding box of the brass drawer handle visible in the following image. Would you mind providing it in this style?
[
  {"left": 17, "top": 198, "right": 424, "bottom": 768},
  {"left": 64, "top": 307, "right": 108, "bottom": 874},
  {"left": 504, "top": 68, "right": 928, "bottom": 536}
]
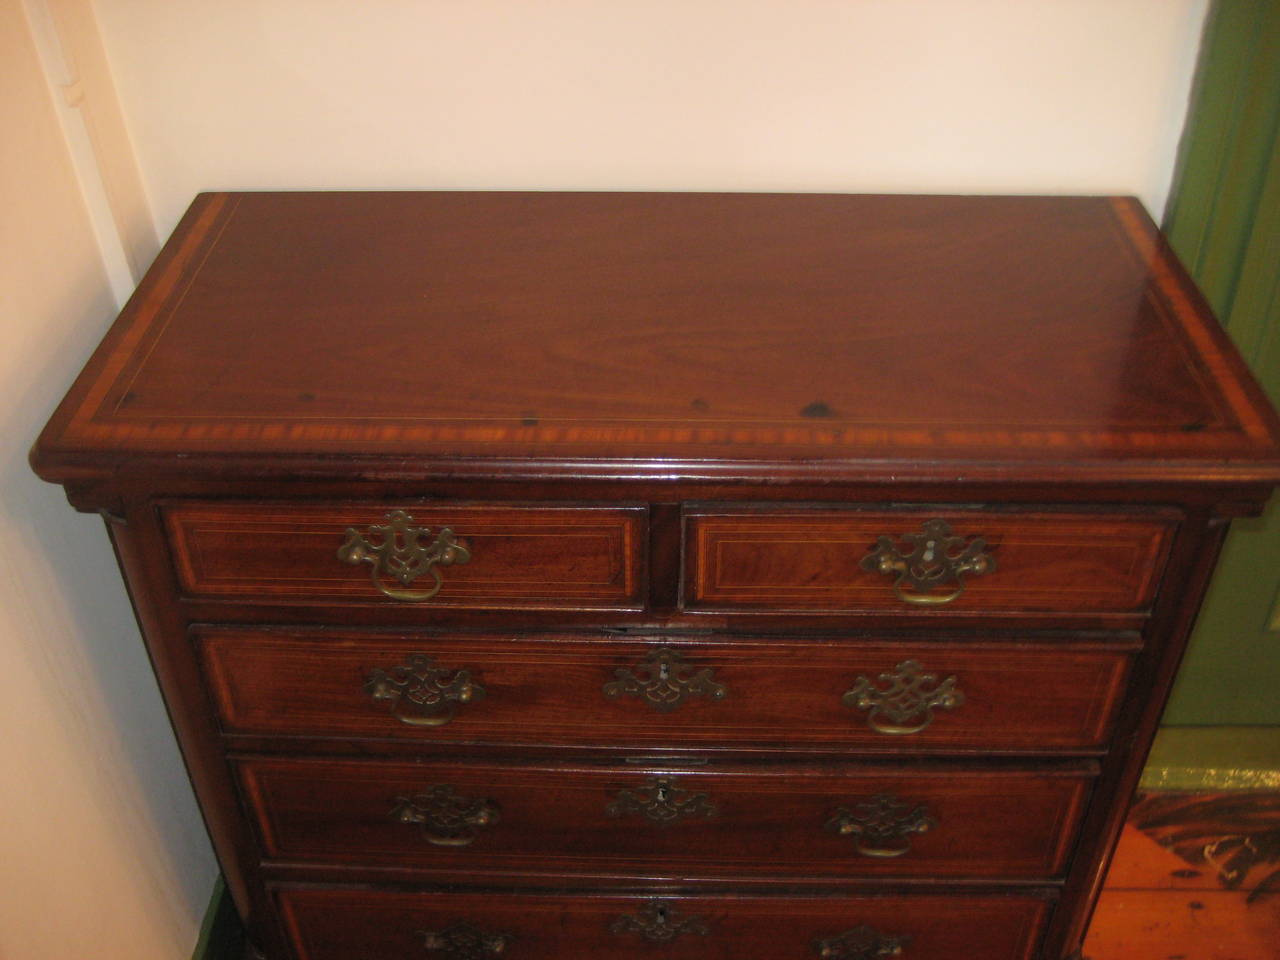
[
  {"left": 815, "top": 925, "right": 909, "bottom": 958},
  {"left": 607, "top": 776, "right": 718, "bottom": 825},
  {"left": 860, "top": 518, "right": 994, "bottom": 605},
  {"left": 365, "top": 653, "right": 484, "bottom": 727},
  {"left": 418, "top": 922, "right": 512, "bottom": 957},
  {"left": 825, "top": 794, "right": 936, "bottom": 858},
  {"left": 842, "top": 660, "right": 964, "bottom": 735},
  {"left": 611, "top": 900, "right": 709, "bottom": 943},
  {"left": 603, "top": 647, "right": 727, "bottom": 712},
  {"left": 338, "top": 510, "right": 471, "bottom": 601},
  {"left": 390, "top": 784, "right": 499, "bottom": 847}
]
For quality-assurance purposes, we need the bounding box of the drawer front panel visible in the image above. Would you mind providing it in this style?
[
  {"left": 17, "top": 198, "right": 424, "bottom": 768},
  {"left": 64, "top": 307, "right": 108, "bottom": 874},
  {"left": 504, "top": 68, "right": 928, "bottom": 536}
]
[
  {"left": 276, "top": 887, "right": 1051, "bottom": 960},
  {"left": 238, "top": 756, "right": 1093, "bottom": 879},
  {"left": 199, "top": 630, "right": 1133, "bottom": 752},
  {"left": 685, "top": 508, "right": 1175, "bottom": 614},
  {"left": 163, "top": 502, "right": 645, "bottom": 609}
]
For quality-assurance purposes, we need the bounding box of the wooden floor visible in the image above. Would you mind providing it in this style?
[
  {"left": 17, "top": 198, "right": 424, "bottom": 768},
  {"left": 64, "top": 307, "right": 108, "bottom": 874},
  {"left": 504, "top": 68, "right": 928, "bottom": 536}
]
[{"left": 1084, "top": 792, "right": 1280, "bottom": 959}]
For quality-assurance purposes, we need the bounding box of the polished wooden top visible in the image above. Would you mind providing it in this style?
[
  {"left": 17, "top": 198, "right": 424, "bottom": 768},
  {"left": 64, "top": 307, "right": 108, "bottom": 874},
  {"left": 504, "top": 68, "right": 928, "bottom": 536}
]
[{"left": 32, "top": 192, "right": 1280, "bottom": 486}]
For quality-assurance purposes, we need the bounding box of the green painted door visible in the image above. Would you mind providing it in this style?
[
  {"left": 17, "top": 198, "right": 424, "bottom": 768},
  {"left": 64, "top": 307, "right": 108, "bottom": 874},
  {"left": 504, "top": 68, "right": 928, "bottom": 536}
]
[{"left": 1161, "top": 0, "right": 1280, "bottom": 726}]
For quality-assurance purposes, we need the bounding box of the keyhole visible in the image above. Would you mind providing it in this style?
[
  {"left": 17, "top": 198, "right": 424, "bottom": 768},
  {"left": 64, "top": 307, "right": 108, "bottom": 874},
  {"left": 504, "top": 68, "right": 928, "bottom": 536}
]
[
  {"left": 655, "top": 784, "right": 669, "bottom": 802},
  {"left": 922, "top": 540, "right": 936, "bottom": 563},
  {"left": 655, "top": 904, "right": 670, "bottom": 924},
  {"left": 658, "top": 661, "right": 669, "bottom": 681}
]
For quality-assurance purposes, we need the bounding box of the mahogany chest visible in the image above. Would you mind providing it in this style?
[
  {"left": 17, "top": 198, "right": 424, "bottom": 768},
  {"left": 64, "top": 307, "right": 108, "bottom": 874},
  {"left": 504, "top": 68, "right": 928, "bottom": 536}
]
[{"left": 31, "top": 192, "right": 1280, "bottom": 960}]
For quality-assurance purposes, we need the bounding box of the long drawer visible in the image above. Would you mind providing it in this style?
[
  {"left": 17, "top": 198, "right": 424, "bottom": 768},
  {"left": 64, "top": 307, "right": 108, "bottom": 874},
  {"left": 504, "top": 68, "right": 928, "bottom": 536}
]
[
  {"left": 197, "top": 629, "right": 1135, "bottom": 753},
  {"left": 238, "top": 755, "right": 1093, "bottom": 880},
  {"left": 163, "top": 502, "right": 646, "bottom": 610},
  {"left": 275, "top": 887, "right": 1053, "bottom": 960},
  {"left": 685, "top": 507, "right": 1176, "bottom": 615}
]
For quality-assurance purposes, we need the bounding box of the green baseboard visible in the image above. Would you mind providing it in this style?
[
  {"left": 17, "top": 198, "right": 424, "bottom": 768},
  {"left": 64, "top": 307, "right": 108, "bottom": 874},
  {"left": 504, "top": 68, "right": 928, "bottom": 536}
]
[
  {"left": 1141, "top": 725, "right": 1280, "bottom": 790},
  {"left": 192, "top": 876, "right": 244, "bottom": 960}
]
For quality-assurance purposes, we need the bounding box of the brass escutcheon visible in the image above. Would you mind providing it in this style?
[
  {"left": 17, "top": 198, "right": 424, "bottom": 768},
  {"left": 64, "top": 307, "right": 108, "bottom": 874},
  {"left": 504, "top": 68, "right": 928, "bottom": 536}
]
[
  {"left": 610, "top": 900, "right": 709, "bottom": 943},
  {"left": 607, "top": 776, "right": 718, "bottom": 825},
  {"left": 603, "top": 648, "right": 727, "bottom": 712}
]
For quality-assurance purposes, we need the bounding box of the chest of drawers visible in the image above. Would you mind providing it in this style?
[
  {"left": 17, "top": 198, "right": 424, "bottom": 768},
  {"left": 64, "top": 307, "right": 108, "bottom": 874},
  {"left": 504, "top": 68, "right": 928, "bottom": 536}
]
[{"left": 32, "top": 192, "right": 1280, "bottom": 960}]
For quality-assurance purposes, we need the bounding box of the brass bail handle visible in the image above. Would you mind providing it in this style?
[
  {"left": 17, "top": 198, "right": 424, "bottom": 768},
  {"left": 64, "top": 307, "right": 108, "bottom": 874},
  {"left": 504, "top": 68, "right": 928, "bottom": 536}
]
[
  {"left": 814, "top": 925, "right": 909, "bottom": 959},
  {"left": 893, "top": 583, "right": 962, "bottom": 607},
  {"left": 865, "top": 711, "right": 937, "bottom": 737},
  {"left": 390, "top": 784, "right": 500, "bottom": 847},
  {"left": 860, "top": 518, "right": 995, "bottom": 606},
  {"left": 842, "top": 660, "right": 965, "bottom": 736},
  {"left": 364, "top": 653, "right": 484, "bottom": 728},
  {"left": 857, "top": 836, "right": 911, "bottom": 859},
  {"left": 825, "top": 794, "right": 936, "bottom": 859},
  {"left": 419, "top": 922, "right": 512, "bottom": 958},
  {"left": 337, "top": 510, "right": 471, "bottom": 601}
]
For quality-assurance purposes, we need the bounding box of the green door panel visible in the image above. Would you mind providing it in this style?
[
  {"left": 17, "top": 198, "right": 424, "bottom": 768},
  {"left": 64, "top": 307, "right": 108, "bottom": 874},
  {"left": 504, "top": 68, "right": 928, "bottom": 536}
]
[{"left": 1161, "top": 0, "right": 1280, "bottom": 726}]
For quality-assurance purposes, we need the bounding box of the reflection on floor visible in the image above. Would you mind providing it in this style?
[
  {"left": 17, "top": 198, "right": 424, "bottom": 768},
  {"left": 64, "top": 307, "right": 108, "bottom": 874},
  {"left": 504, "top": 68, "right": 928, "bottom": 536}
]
[{"left": 1085, "top": 791, "right": 1280, "bottom": 959}]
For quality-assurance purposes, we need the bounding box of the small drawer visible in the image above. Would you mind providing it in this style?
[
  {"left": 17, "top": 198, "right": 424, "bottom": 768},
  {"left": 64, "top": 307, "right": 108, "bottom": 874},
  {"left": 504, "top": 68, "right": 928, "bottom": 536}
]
[
  {"left": 197, "top": 629, "right": 1134, "bottom": 753},
  {"left": 684, "top": 506, "right": 1176, "bottom": 615},
  {"left": 275, "top": 887, "right": 1052, "bottom": 960},
  {"left": 238, "top": 755, "right": 1094, "bottom": 880},
  {"left": 162, "top": 502, "right": 645, "bottom": 610}
]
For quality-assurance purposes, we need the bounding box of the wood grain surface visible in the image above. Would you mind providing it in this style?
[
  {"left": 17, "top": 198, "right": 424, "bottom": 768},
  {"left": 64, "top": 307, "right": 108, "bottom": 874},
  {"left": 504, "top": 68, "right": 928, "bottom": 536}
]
[
  {"left": 164, "top": 502, "right": 645, "bottom": 609},
  {"left": 237, "top": 755, "right": 1094, "bottom": 880},
  {"left": 275, "top": 887, "right": 1052, "bottom": 960},
  {"left": 30, "top": 192, "right": 1280, "bottom": 486},
  {"left": 197, "top": 629, "right": 1135, "bottom": 753},
  {"left": 685, "top": 507, "right": 1175, "bottom": 615}
]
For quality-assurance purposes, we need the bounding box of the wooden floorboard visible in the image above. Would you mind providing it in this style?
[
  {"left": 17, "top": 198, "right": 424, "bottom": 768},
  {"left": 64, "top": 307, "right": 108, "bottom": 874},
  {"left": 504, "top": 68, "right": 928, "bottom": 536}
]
[{"left": 1084, "top": 791, "right": 1280, "bottom": 960}]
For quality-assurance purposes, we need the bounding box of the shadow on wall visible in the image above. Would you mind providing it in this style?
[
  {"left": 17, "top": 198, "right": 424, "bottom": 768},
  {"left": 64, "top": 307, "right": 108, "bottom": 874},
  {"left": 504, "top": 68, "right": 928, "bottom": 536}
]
[{"left": 0, "top": 268, "right": 215, "bottom": 951}]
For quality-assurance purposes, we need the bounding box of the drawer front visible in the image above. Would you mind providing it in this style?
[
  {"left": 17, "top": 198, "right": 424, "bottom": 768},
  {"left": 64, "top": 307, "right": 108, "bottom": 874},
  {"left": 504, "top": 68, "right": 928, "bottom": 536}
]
[
  {"left": 198, "top": 630, "right": 1133, "bottom": 752},
  {"left": 238, "top": 756, "right": 1094, "bottom": 880},
  {"left": 276, "top": 887, "right": 1051, "bottom": 960},
  {"left": 163, "top": 502, "right": 645, "bottom": 609},
  {"left": 685, "top": 508, "right": 1175, "bottom": 615}
]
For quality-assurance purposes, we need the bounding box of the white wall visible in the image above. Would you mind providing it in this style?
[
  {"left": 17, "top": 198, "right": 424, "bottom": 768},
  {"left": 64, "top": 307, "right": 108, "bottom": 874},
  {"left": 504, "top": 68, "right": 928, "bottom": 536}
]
[
  {"left": 3, "top": 1, "right": 1208, "bottom": 957},
  {"left": 95, "top": 0, "right": 1209, "bottom": 238},
  {"left": 0, "top": 1, "right": 215, "bottom": 958}
]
